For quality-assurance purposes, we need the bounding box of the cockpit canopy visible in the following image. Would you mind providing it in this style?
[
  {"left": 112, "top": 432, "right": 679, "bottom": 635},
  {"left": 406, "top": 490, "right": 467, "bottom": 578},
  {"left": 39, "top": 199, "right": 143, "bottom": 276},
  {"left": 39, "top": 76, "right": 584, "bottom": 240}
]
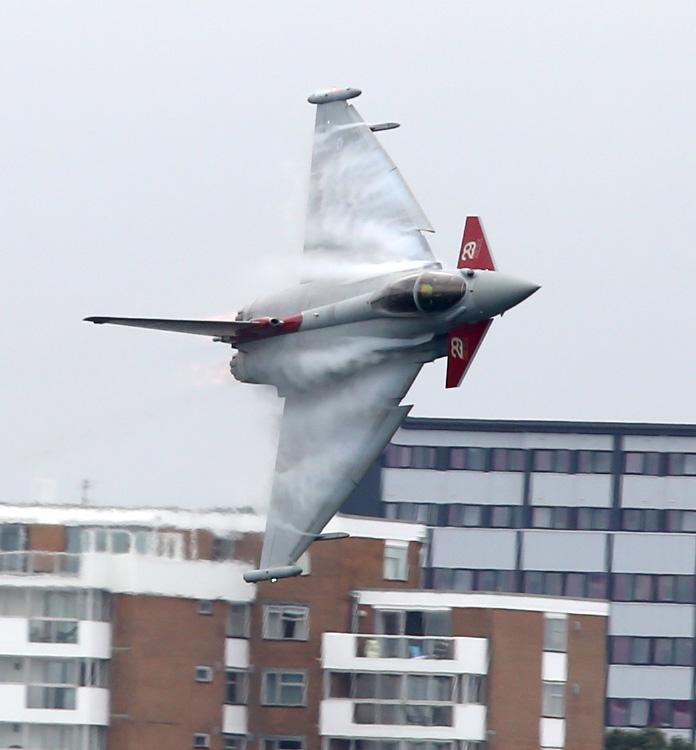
[{"left": 371, "top": 271, "right": 467, "bottom": 315}]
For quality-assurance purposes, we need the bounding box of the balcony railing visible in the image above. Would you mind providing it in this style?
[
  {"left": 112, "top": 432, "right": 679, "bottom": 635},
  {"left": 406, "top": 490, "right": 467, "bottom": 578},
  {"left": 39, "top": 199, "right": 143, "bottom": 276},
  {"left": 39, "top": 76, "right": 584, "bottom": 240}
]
[
  {"left": 0, "top": 551, "right": 80, "bottom": 576},
  {"left": 356, "top": 635, "right": 454, "bottom": 660}
]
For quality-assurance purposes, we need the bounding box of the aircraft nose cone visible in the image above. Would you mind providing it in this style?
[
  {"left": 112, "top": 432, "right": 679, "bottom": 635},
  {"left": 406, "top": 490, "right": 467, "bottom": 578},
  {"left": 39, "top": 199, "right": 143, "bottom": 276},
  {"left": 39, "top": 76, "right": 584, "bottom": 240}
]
[{"left": 470, "top": 271, "right": 540, "bottom": 318}]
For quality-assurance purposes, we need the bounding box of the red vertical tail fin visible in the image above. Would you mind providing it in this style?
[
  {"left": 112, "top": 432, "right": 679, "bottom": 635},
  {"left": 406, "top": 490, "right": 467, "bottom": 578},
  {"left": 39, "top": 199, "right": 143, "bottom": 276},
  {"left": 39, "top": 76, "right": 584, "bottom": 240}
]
[{"left": 458, "top": 216, "right": 496, "bottom": 271}]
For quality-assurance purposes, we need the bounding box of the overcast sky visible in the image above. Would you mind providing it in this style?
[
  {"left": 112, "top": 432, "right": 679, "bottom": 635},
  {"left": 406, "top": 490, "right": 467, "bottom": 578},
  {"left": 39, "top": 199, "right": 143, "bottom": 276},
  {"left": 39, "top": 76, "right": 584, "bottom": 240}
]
[{"left": 1, "top": 1, "right": 695, "bottom": 509}]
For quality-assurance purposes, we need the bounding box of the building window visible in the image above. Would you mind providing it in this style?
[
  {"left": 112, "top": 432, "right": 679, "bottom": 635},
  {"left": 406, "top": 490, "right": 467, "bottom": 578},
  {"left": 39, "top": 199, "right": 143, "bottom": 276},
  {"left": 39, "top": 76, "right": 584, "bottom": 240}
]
[
  {"left": 612, "top": 574, "right": 694, "bottom": 604},
  {"left": 263, "top": 605, "right": 309, "bottom": 640},
  {"left": 29, "top": 619, "right": 79, "bottom": 644},
  {"left": 262, "top": 671, "right": 306, "bottom": 706},
  {"left": 576, "top": 507, "right": 611, "bottom": 530},
  {"left": 194, "top": 666, "right": 213, "bottom": 683},
  {"left": 263, "top": 739, "right": 304, "bottom": 750},
  {"left": 607, "top": 699, "right": 692, "bottom": 729},
  {"left": 461, "top": 674, "right": 486, "bottom": 703},
  {"left": 227, "top": 603, "right": 250, "bottom": 638},
  {"left": 383, "top": 444, "right": 413, "bottom": 468},
  {"left": 523, "top": 571, "right": 607, "bottom": 599},
  {"left": 544, "top": 616, "right": 567, "bottom": 652},
  {"left": 666, "top": 510, "right": 696, "bottom": 532},
  {"left": 193, "top": 735, "right": 211, "bottom": 749},
  {"left": 490, "top": 448, "right": 526, "bottom": 471},
  {"left": 624, "top": 452, "right": 663, "bottom": 475},
  {"left": 577, "top": 450, "right": 612, "bottom": 473},
  {"left": 0, "top": 525, "right": 26, "bottom": 552},
  {"left": 542, "top": 682, "right": 565, "bottom": 718},
  {"left": 223, "top": 737, "right": 246, "bottom": 750},
  {"left": 610, "top": 636, "right": 693, "bottom": 666},
  {"left": 197, "top": 600, "right": 213, "bottom": 615},
  {"left": 667, "top": 453, "right": 696, "bottom": 476},
  {"left": 621, "top": 508, "right": 662, "bottom": 532},
  {"left": 384, "top": 541, "right": 409, "bottom": 581},
  {"left": 212, "top": 536, "right": 235, "bottom": 561},
  {"left": 448, "top": 447, "right": 489, "bottom": 471},
  {"left": 225, "top": 670, "right": 248, "bottom": 704},
  {"left": 532, "top": 506, "right": 575, "bottom": 530}
]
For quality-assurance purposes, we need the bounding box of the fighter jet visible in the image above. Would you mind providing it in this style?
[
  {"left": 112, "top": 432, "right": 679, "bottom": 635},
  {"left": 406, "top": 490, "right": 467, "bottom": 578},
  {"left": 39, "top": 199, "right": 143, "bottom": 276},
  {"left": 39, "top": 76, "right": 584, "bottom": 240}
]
[{"left": 86, "top": 87, "right": 539, "bottom": 583}]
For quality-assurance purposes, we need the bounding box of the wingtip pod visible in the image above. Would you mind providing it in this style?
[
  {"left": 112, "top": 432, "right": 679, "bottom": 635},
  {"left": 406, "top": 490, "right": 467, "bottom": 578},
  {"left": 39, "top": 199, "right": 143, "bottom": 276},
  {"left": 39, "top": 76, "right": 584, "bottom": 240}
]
[
  {"left": 308, "top": 87, "right": 361, "bottom": 104},
  {"left": 243, "top": 564, "right": 302, "bottom": 584}
]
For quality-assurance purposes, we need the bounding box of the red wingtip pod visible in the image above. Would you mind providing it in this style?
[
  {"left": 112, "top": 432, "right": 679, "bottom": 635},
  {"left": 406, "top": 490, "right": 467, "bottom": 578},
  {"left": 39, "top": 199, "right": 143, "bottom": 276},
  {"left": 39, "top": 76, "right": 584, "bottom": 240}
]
[
  {"left": 458, "top": 216, "right": 496, "bottom": 271},
  {"left": 445, "top": 320, "right": 492, "bottom": 389}
]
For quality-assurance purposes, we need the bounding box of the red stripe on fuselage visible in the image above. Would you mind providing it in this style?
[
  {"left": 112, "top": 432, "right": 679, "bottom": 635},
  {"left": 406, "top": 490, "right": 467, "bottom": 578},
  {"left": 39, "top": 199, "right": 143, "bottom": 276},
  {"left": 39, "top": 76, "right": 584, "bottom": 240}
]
[{"left": 233, "top": 313, "right": 303, "bottom": 344}]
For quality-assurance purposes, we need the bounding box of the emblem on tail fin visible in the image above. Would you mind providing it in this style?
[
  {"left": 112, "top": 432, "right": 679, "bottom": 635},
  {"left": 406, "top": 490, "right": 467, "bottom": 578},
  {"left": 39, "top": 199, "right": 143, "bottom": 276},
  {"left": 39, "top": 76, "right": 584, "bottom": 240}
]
[{"left": 446, "top": 320, "right": 492, "bottom": 388}]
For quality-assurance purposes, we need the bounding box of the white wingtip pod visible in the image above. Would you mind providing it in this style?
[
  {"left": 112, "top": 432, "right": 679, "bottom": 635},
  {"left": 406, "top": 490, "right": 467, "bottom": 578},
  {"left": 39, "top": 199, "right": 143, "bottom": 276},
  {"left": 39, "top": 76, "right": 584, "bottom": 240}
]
[
  {"left": 307, "top": 87, "right": 362, "bottom": 104},
  {"left": 243, "top": 564, "right": 302, "bottom": 583}
]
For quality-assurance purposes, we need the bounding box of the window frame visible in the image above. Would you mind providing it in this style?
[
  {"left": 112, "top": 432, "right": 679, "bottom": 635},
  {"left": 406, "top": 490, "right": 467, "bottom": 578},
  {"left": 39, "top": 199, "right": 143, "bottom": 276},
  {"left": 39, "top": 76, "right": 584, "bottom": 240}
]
[
  {"left": 262, "top": 604, "right": 310, "bottom": 641},
  {"left": 262, "top": 670, "right": 307, "bottom": 707}
]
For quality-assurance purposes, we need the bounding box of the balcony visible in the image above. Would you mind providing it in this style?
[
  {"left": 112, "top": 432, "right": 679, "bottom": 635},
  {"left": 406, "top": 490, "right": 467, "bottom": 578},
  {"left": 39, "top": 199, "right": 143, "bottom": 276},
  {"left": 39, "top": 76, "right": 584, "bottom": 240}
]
[
  {"left": 323, "top": 633, "right": 488, "bottom": 674},
  {"left": 0, "top": 552, "right": 80, "bottom": 577}
]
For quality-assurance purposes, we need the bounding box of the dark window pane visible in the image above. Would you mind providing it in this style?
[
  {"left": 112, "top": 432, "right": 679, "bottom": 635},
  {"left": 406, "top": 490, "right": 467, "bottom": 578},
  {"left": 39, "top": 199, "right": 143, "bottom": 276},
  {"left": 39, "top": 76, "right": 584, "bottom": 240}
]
[
  {"left": 449, "top": 449, "right": 466, "bottom": 470},
  {"left": 622, "top": 510, "right": 643, "bottom": 531},
  {"left": 490, "top": 449, "right": 509, "bottom": 471},
  {"left": 467, "top": 449, "right": 488, "bottom": 471},
  {"left": 643, "top": 453, "right": 662, "bottom": 476},
  {"left": 674, "top": 639, "right": 693, "bottom": 666},
  {"left": 593, "top": 508, "right": 611, "bottom": 530},
  {"left": 524, "top": 572, "right": 545, "bottom": 595},
  {"left": 668, "top": 453, "right": 685, "bottom": 475},
  {"left": 654, "top": 638, "right": 673, "bottom": 665},
  {"left": 508, "top": 450, "right": 526, "bottom": 471},
  {"left": 496, "top": 571, "right": 516, "bottom": 593},
  {"left": 657, "top": 575, "right": 676, "bottom": 602},
  {"left": 545, "top": 573, "right": 564, "bottom": 597},
  {"left": 412, "top": 446, "right": 437, "bottom": 469},
  {"left": 665, "top": 510, "right": 681, "bottom": 532},
  {"left": 631, "top": 638, "right": 650, "bottom": 664},
  {"left": 651, "top": 699, "right": 672, "bottom": 727},
  {"left": 452, "top": 569, "right": 475, "bottom": 592},
  {"left": 533, "top": 507, "right": 553, "bottom": 528},
  {"left": 675, "top": 576, "right": 694, "bottom": 604},
  {"left": 490, "top": 507, "right": 513, "bottom": 528},
  {"left": 673, "top": 701, "right": 692, "bottom": 729},
  {"left": 587, "top": 573, "right": 607, "bottom": 599},
  {"left": 607, "top": 699, "right": 629, "bottom": 726},
  {"left": 613, "top": 574, "right": 632, "bottom": 601},
  {"left": 681, "top": 511, "right": 696, "bottom": 532},
  {"left": 644, "top": 509, "right": 661, "bottom": 532},
  {"left": 463, "top": 506, "right": 483, "bottom": 527},
  {"left": 611, "top": 636, "right": 631, "bottom": 663},
  {"left": 577, "top": 451, "right": 593, "bottom": 473},
  {"left": 534, "top": 451, "right": 554, "bottom": 472},
  {"left": 565, "top": 573, "right": 585, "bottom": 598},
  {"left": 593, "top": 451, "right": 613, "bottom": 473},
  {"left": 624, "top": 453, "right": 643, "bottom": 474},
  {"left": 634, "top": 575, "right": 653, "bottom": 601},
  {"left": 432, "top": 568, "right": 452, "bottom": 590},
  {"left": 476, "top": 570, "right": 497, "bottom": 592},
  {"left": 554, "top": 451, "right": 573, "bottom": 473},
  {"left": 552, "top": 507, "right": 572, "bottom": 530}
]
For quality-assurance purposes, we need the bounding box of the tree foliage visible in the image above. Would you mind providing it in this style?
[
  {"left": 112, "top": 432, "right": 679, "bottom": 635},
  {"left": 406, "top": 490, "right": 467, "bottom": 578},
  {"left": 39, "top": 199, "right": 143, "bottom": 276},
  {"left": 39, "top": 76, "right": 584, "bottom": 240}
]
[{"left": 606, "top": 729, "right": 695, "bottom": 750}]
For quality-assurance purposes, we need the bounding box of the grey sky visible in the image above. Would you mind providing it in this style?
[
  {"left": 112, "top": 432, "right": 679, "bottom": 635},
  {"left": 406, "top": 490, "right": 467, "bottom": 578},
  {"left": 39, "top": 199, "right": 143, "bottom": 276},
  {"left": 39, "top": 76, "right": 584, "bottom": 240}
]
[{"left": 1, "top": 1, "right": 695, "bottom": 509}]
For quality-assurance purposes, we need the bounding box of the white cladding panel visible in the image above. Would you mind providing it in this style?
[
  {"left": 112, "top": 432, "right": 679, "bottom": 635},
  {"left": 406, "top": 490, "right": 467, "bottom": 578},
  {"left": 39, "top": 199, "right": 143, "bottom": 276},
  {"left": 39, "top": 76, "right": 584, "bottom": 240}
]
[
  {"left": 540, "top": 718, "right": 565, "bottom": 748},
  {"left": 531, "top": 473, "right": 613, "bottom": 507},
  {"left": 623, "top": 435, "right": 696, "bottom": 452},
  {"left": 393, "top": 429, "right": 612, "bottom": 450},
  {"left": 222, "top": 704, "right": 248, "bottom": 734},
  {"left": 612, "top": 534, "right": 695, "bottom": 574},
  {"left": 622, "top": 475, "right": 696, "bottom": 510},
  {"left": 609, "top": 603, "right": 695, "bottom": 636},
  {"left": 542, "top": 652, "right": 567, "bottom": 682},
  {"left": 431, "top": 529, "right": 517, "bottom": 569},
  {"left": 607, "top": 666, "right": 693, "bottom": 699},
  {"left": 224, "top": 638, "right": 249, "bottom": 669},
  {"left": 522, "top": 531, "right": 606, "bottom": 572},
  {"left": 382, "top": 468, "right": 523, "bottom": 505}
]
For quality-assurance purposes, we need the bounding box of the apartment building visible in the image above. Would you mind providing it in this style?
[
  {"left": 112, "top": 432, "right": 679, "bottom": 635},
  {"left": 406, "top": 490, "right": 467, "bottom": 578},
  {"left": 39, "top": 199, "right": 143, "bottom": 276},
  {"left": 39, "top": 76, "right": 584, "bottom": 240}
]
[
  {"left": 345, "top": 417, "right": 696, "bottom": 742},
  {"left": 0, "top": 502, "right": 608, "bottom": 750}
]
